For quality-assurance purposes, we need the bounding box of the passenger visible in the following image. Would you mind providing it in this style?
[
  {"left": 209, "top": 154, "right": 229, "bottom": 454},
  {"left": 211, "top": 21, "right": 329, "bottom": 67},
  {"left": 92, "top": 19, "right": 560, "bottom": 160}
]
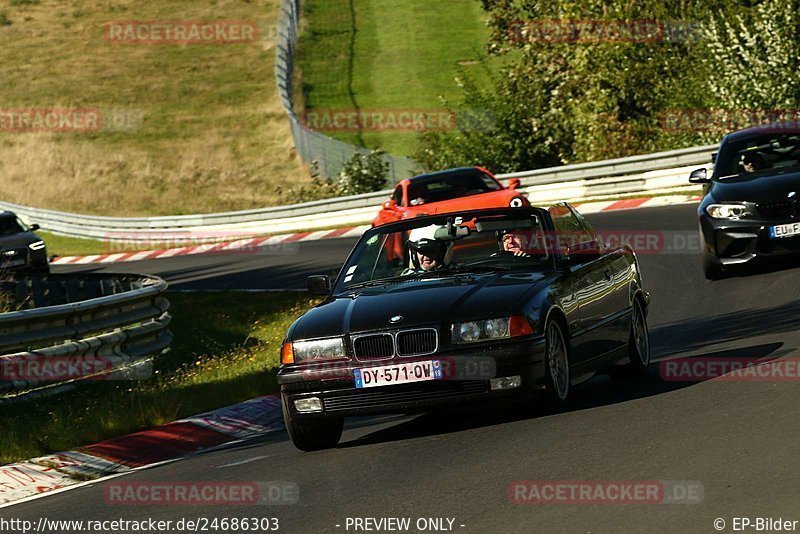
[{"left": 403, "top": 225, "right": 453, "bottom": 274}]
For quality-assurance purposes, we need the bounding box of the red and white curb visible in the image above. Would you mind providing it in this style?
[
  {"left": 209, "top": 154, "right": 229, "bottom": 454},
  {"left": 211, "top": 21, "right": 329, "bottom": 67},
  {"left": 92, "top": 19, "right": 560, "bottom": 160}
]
[
  {"left": 51, "top": 226, "right": 369, "bottom": 266},
  {"left": 0, "top": 395, "right": 283, "bottom": 508},
  {"left": 50, "top": 195, "right": 701, "bottom": 266}
]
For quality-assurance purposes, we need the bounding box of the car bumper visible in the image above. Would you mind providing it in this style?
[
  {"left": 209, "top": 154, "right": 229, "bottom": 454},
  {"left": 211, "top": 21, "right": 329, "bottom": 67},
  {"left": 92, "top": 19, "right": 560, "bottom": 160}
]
[
  {"left": 0, "top": 248, "right": 48, "bottom": 272},
  {"left": 278, "top": 336, "right": 547, "bottom": 418},
  {"left": 700, "top": 216, "right": 800, "bottom": 266}
]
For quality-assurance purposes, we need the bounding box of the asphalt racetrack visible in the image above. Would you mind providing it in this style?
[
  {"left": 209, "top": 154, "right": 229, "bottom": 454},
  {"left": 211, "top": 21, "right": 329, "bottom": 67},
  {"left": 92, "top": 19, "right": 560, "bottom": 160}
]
[{"left": 16, "top": 202, "right": 800, "bottom": 533}]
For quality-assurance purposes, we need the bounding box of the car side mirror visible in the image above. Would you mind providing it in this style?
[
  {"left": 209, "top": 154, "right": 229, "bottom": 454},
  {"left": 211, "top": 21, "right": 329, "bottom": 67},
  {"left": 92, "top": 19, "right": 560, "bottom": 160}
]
[
  {"left": 565, "top": 240, "right": 602, "bottom": 265},
  {"left": 307, "top": 275, "right": 331, "bottom": 296},
  {"left": 508, "top": 178, "right": 521, "bottom": 190},
  {"left": 29, "top": 224, "right": 40, "bottom": 231},
  {"left": 689, "top": 168, "right": 709, "bottom": 184},
  {"left": 383, "top": 199, "right": 397, "bottom": 210}
]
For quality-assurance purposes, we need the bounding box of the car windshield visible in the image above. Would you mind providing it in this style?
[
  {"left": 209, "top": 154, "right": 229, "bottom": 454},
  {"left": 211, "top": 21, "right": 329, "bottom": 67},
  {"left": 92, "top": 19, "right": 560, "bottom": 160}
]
[
  {"left": 717, "top": 133, "right": 800, "bottom": 178},
  {"left": 0, "top": 216, "right": 26, "bottom": 236},
  {"left": 406, "top": 170, "right": 501, "bottom": 206},
  {"left": 336, "top": 211, "right": 553, "bottom": 291}
]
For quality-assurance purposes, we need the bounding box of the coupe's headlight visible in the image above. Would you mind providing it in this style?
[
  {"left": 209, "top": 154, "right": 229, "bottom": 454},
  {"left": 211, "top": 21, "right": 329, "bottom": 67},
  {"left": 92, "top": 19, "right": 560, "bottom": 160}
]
[
  {"left": 28, "top": 240, "right": 46, "bottom": 251},
  {"left": 707, "top": 204, "right": 752, "bottom": 220},
  {"left": 452, "top": 318, "right": 510, "bottom": 344},
  {"left": 452, "top": 316, "right": 535, "bottom": 343},
  {"left": 289, "top": 337, "right": 345, "bottom": 363}
]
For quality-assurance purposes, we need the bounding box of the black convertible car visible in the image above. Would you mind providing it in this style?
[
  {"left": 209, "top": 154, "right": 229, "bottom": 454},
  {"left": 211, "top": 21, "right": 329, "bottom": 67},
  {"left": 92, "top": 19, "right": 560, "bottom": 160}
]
[
  {"left": 690, "top": 123, "right": 800, "bottom": 279},
  {"left": 279, "top": 206, "right": 650, "bottom": 451}
]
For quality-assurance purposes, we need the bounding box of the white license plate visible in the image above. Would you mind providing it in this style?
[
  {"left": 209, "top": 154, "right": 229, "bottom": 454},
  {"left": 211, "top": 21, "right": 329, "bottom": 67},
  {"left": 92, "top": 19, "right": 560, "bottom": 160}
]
[
  {"left": 354, "top": 360, "right": 443, "bottom": 389},
  {"left": 770, "top": 223, "right": 800, "bottom": 238}
]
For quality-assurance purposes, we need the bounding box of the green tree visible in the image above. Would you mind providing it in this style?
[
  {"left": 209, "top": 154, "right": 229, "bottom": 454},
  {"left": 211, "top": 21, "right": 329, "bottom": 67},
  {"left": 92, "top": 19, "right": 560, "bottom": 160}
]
[
  {"left": 418, "top": 0, "right": 748, "bottom": 170},
  {"left": 337, "top": 150, "right": 390, "bottom": 195},
  {"left": 702, "top": 0, "right": 800, "bottom": 110}
]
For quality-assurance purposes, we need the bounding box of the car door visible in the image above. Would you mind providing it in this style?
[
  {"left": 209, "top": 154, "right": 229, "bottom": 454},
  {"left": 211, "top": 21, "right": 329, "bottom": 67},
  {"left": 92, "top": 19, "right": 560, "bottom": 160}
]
[
  {"left": 570, "top": 205, "right": 630, "bottom": 352},
  {"left": 549, "top": 203, "right": 610, "bottom": 366}
]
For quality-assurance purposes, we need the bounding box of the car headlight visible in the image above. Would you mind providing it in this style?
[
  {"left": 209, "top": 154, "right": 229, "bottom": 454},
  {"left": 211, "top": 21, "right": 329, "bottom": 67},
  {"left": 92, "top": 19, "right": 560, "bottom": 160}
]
[
  {"left": 452, "top": 318, "right": 512, "bottom": 344},
  {"left": 509, "top": 197, "right": 525, "bottom": 208},
  {"left": 706, "top": 203, "right": 752, "bottom": 220},
  {"left": 284, "top": 337, "right": 345, "bottom": 364},
  {"left": 28, "top": 240, "right": 46, "bottom": 251},
  {"left": 452, "top": 316, "right": 535, "bottom": 344}
]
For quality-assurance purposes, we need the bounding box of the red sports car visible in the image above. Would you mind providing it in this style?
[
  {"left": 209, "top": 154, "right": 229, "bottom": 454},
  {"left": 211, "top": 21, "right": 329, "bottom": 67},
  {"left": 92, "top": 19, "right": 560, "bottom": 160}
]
[{"left": 372, "top": 167, "right": 529, "bottom": 227}]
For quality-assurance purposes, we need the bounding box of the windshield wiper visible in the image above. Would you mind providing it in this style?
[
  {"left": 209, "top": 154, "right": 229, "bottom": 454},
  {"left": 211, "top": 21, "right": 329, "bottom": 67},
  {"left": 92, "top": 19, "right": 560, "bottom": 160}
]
[
  {"left": 345, "top": 264, "right": 512, "bottom": 289},
  {"left": 345, "top": 275, "right": 418, "bottom": 290},
  {"left": 417, "top": 264, "right": 512, "bottom": 278}
]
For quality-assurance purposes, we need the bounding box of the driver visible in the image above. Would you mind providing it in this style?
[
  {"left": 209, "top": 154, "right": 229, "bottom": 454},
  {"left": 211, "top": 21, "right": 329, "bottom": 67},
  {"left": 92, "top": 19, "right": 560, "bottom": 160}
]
[
  {"left": 741, "top": 151, "right": 765, "bottom": 173},
  {"left": 403, "top": 224, "right": 453, "bottom": 274},
  {"left": 497, "top": 229, "right": 535, "bottom": 257}
]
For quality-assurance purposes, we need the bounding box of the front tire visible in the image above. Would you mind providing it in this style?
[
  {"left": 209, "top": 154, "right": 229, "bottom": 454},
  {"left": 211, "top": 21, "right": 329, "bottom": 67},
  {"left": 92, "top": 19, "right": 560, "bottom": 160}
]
[
  {"left": 544, "top": 319, "right": 570, "bottom": 403},
  {"left": 282, "top": 402, "right": 343, "bottom": 452},
  {"left": 627, "top": 298, "right": 650, "bottom": 374}
]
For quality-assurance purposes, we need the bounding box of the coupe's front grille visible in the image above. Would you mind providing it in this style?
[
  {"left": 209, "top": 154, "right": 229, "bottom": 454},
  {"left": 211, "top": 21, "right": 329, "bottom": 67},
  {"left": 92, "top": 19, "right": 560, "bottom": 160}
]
[
  {"left": 323, "top": 380, "right": 489, "bottom": 413},
  {"left": 758, "top": 201, "right": 795, "bottom": 218},
  {"left": 0, "top": 248, "right": 27, "bottom": 266},
  {"left": 353, "top": 334, "right": 394, "bottom": 361},
  {"left": 397, "top": 328, "right": 437, "bottom": 356}
]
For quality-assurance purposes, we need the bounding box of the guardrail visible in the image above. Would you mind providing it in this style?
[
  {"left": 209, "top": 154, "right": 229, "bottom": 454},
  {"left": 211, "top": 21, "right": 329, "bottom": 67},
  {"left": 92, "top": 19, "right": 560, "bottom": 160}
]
[
  {"left": 0, "top": 144, "right": 715, "bottom": 241},
  {"left": 0, "top": 273, "right": 171, "bottom": 402}
]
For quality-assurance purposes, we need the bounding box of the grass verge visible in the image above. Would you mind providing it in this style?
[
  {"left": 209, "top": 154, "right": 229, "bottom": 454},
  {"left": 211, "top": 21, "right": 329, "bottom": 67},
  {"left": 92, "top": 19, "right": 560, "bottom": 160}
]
[
  {"left": 0, "top": 0, "right": 307, "bottom": 216},
  {"left": 297, "top": 0, "right": 493, "bottom": 157},
  {"left": 0, "top": 291, "right": 316, "bottom": 465}
]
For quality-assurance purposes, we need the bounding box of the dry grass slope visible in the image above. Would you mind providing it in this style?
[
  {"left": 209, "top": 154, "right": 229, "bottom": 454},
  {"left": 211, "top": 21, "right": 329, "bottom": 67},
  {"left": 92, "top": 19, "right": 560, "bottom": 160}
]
[{"left": 0, "top": 0, "right": 308, "bottom": 216}]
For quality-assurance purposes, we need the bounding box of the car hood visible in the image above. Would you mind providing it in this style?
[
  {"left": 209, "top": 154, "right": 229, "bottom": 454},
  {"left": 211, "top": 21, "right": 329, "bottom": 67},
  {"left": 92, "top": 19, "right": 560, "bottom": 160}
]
[
  {"left": 710, "top": 170, "right": 800, "bottom": 203},
  {"left": 289, "top": 271, "right": 554, "bottom": 341},
  {"left": 0, "top": 232, "right": 38, "bottom": 249}
]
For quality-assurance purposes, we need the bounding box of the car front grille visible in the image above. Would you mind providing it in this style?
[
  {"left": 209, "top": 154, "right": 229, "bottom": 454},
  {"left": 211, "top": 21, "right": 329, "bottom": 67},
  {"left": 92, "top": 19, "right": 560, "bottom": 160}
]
[
  {"left": 758, "top": 201, "right": 795, "bottom": 218},
  {"left": 0, "top": 247, "right": 27, "bottom": 267},
  {"left": 353, "top": 334, "right": 395, "bottom": 361},
  {"left": 397, "top": 328, "right": 437, "bottom": 356},
  {"left": 352, "top": 328, "right": 440, "bottom": 361},
  {"left": 322, "top": 380, "right": 489, "bottom": 413}
]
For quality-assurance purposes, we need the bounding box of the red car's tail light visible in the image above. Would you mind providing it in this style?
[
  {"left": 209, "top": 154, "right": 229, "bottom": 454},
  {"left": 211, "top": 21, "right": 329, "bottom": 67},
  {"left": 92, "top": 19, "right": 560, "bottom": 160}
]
[
  {"left": 281, "top": 342, "right": 295, "bottom": 364},
  {"left": 509, "top": 315, "right": 535, "bottom": 337}
]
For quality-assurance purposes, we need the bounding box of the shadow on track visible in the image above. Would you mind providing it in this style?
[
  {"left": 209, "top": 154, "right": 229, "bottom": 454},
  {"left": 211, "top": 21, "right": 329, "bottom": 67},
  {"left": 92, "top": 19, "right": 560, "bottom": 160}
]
[
  {"left": 651, "top": 297, "right": 800, "bottom": 356},
  {"left": 337, "top": 342, "right": 784, "bottom": 449}
]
